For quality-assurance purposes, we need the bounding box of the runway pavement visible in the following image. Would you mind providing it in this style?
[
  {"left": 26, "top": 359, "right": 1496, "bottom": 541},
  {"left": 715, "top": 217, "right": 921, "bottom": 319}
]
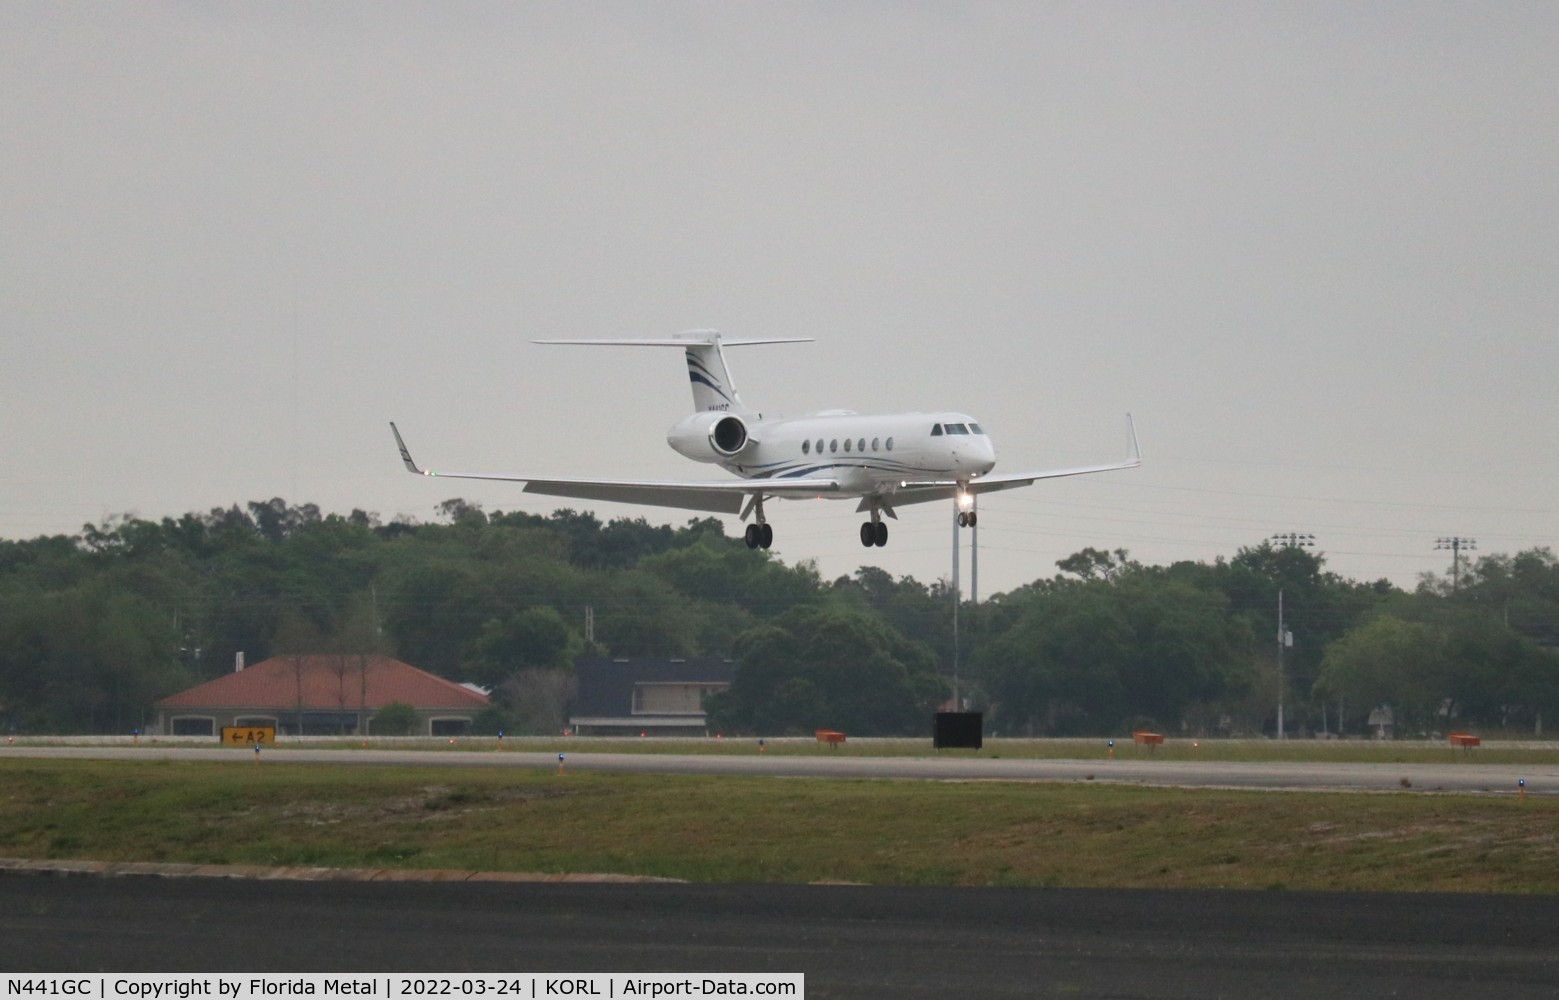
[
  {"left": 3, "top": 742, "right": 1554, "bottom": 794},
  {"left": 3, "top": 869, "right": 1558, "bottom": 998}
]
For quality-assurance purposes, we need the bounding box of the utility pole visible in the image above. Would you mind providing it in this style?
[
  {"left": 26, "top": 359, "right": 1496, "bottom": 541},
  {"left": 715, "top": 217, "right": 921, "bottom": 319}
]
[
  {"left": 1435, "top": 537, "right": 1476, "bottom": 592},
  {"left": 1269, "top": 533, "right": 1314, "bottom": 740},
  {"left": 1276, "top": 588, "right": 1291, "bottom": 739}
]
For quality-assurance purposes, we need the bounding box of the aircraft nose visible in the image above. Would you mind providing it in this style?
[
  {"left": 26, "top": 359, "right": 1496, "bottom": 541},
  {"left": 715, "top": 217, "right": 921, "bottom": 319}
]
[
  {"left": 962, "top": 437, "right": 996, "bottom": 476},
  {"left": 975, "top": 438, "right": 996, "bottom": 474}
]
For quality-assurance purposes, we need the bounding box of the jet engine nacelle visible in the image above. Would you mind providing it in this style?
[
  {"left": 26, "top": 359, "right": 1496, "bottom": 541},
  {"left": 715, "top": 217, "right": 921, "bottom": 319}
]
[{"left": 667, "top": 411, "right": 752, "bottom": 463}]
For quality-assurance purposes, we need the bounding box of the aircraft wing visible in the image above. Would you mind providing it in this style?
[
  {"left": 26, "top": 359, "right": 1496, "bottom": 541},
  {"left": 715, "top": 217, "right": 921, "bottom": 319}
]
[
  {"left": 859, "top": 414, "right": 1141, "bottom": 512},
  {"left": 392, "top": 423, "right": 840, "bottom": 516}
]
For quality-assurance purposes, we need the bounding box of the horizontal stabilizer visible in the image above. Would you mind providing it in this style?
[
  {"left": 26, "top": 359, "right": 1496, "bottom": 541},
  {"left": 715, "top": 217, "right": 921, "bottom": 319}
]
[
  {"left": 533, "top": 331, "right": 812, "bottom": 348},
  {"left": 534, "top": 330, "right": 809, "bottom": 413}
]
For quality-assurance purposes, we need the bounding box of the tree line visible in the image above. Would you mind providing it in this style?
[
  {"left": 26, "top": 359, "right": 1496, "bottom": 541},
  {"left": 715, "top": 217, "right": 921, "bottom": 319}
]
[{"left": 0, "top": 497, "right": 1554, "bottom": 737}]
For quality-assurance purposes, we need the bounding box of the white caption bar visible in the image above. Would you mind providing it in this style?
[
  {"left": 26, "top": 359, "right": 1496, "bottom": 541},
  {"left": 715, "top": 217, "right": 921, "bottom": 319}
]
[{"left": 3, "top": 976, "right": 804, "bottom": 1000}]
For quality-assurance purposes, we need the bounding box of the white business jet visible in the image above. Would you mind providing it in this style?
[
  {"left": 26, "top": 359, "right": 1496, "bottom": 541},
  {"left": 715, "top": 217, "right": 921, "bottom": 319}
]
[{"left": 391, "top": 331, "right": 1139, "bottom": 550}]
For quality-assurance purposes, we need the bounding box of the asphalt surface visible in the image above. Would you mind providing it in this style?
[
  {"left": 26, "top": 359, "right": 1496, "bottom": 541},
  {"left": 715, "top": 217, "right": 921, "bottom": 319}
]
[
  {"left": 4, "top": 871, "right": 1558, "bottom": 998},
  {"left": 4, "top": 743, "right": 1555, "bottom": 794}
]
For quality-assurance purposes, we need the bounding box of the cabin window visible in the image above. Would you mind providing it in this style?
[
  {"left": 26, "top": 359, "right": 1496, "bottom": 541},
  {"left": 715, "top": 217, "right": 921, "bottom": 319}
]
[
  {"left": 844, "top": 438, "right": 852, "bottom": 452},
  {"left": 830, "top": 439, "right": 838, "bottom": 453},
  {"left": 802, "top": 440, "right": 811, "bottom": 454},
  {"left": 931, "top": 424, "right": 943, "bottom": 436},
  {"left": 886, "top": 437, "right": 894, "bottom": 450},
  {"left": 871, "top": 437, "right": 879, "bottom": 451}
]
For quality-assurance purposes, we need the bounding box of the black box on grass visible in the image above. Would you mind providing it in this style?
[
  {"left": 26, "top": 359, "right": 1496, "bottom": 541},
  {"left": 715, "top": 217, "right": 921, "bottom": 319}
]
[{"left": 933, "top": 711, "right": 983, "bottom": 750}]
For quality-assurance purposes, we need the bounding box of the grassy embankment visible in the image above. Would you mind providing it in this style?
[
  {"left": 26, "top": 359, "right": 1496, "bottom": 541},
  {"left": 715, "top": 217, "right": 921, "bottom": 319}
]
[{"left": 2, "top": 758, "right": 1556, "bottom": 893}]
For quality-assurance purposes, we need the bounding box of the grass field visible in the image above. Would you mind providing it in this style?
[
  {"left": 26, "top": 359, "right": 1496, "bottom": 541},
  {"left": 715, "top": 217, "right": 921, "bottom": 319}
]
[{"left": 2, "top": 757, "right": 1556, "bottom": 893}]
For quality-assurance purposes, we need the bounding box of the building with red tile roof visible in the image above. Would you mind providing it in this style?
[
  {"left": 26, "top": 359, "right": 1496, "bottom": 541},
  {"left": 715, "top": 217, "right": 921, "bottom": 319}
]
[{"left": 154, "top": 654, "right": 488, "bottom": 737}]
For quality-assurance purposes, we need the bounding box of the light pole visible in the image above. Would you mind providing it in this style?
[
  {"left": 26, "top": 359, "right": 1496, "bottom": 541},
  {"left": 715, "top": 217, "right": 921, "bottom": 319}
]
[
  {"left": 1435, "top": 537, "right": 1476, "bottom": 592},
  {"left": 1269, "top": 533, "right": 1314, "bottom": 740},
  {"left": 950, "top": 489, "right": 979, "bottom": 712},
  {"left": 951, "top": 498, "right": 960, "bottom": 711}
]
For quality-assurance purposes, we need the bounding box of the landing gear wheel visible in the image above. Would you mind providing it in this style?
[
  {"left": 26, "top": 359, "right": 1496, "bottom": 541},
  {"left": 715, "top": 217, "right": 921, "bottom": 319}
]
[
  {"left": 874, "top": 521, "right": 888, "bottom": 547},
  {"left": 744, "top": 524, "right": 760, "bottom": 549},
  {"left": 760, "top": 523, "right": 773, "bottom": 549},
  {"left": 967, "top": 511, "right": 977, "bottom": 527},
  {"left": 956, "top": 511, "right": 969, "bottom": 528},
  {"left": 860, "top": 522, "right": 876, "bottom": 547}
]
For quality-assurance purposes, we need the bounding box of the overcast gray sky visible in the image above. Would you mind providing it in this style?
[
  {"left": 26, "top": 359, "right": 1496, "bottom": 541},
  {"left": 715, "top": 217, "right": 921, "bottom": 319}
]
[{"left": 3, "top": 2, "right": 1555, "bottom": 597}]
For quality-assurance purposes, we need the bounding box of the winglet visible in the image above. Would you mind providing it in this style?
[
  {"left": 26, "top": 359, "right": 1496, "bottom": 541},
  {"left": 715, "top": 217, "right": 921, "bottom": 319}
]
[
  {"left": 390, "top": 422, "right": 430, "bottom": 476},
  {"left": 1125, "top": 413, "right": 1142, "bottom": 466}
]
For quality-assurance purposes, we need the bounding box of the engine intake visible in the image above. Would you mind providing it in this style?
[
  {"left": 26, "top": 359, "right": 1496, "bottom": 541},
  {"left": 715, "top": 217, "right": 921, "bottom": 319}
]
[
  {"left": 667, "top": 412, "right": 752, "bottom": 463},
  {"left": 710, "top": 415, "right": 747, "bottom": 455}
]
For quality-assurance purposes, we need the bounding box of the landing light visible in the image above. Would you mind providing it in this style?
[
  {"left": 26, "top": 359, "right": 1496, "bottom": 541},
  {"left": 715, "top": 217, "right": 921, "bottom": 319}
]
[{"left": 957, "top": 491, "right": 975, "bottom": 511}]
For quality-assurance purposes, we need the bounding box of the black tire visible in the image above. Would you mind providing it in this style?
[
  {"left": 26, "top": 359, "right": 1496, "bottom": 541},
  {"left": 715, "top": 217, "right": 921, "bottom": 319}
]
[
  {"left": 874, "top": 522, "right": 888, "bottom": 547},
  {"left": 860, "top": 522, "right": 876, "bottom": 547},
  {"left": 760, "top": 523, "right": 774, "bottom": 549}
]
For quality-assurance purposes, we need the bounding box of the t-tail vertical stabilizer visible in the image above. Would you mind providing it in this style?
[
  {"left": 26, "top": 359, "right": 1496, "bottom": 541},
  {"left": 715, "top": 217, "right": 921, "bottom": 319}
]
[{"left": 532, "top": 330, "right": 812, "bottom": 414}]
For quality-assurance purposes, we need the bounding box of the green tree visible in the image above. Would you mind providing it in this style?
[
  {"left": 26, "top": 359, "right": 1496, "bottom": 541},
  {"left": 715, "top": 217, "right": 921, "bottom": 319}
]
[
  {"left": 590, "top": 569, "right": 703, "bottom": 657},
  {"left": 708, "top": 607, "right": 943, "bottom": 736},
  {"left": 371, "top": 701, "right": 420, "bottom": 736},
  {"left": 472, "top": 607, "right": 578, "bottom": 687},
  {"left": 380, "top": 561, "right": 485, "bottom": 678},
  {"left": 1314, "top": 616, "right": 1448, "bottom": 733},
  {"left": 830, "top": 568, "right": 955, "bottom": 670},
  {"left": 469, "top": 704, "right": 515, "bottom": 736},
  {"left": 0, "top": 584, "right": 186, "bottom": 732},
  {"left": 974, "top": 557, "right": 1253, "bottom": 735}
]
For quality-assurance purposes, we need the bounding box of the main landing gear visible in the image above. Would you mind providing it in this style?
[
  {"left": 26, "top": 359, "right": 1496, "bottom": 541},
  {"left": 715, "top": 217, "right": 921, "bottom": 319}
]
[
  {"left": 742, "top": 495, "right": 774, "bottom": 550},
  {"left": 859, "top": 520, "right": 888, "bottom": 547},
  {"left": 956, "top": 510, "right": 978, "bottom": 528}
]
